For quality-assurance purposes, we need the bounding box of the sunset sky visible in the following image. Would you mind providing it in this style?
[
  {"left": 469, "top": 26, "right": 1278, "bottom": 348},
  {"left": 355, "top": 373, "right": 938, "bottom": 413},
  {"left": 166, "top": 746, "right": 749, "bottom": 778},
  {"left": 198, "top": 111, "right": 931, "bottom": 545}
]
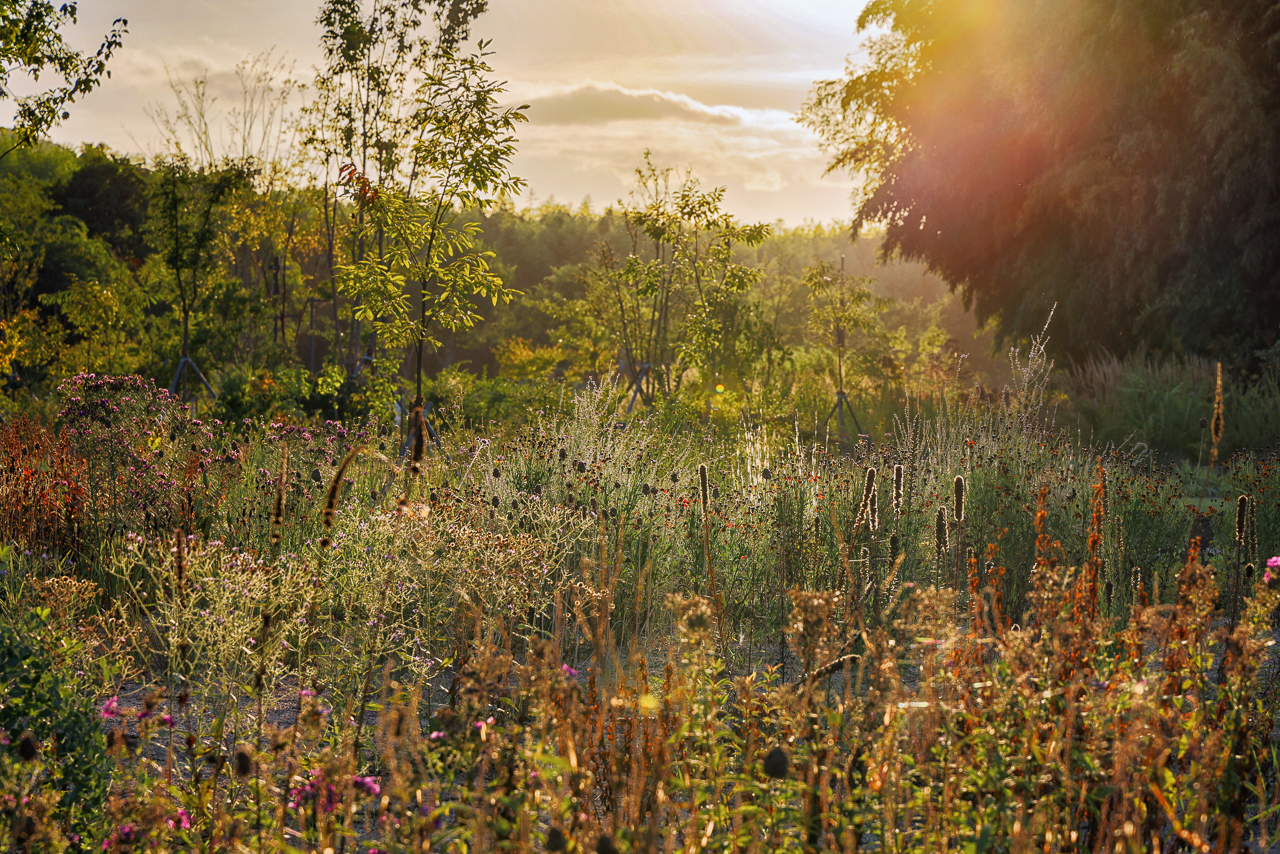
[{"left": 11, "top": 0, "right": 866, "bottom": 225}]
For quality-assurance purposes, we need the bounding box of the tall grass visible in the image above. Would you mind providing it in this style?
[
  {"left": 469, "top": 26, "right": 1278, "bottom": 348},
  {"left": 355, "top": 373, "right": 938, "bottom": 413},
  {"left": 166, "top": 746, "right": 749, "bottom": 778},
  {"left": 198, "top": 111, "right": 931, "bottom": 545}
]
[{"left": 2, "top": 343, "right": 1280, "bottom": 851}]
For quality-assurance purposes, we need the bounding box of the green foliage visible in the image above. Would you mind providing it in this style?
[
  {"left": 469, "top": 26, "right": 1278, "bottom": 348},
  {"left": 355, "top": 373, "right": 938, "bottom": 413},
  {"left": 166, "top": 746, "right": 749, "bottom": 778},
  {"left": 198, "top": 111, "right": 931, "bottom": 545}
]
[
  {"left": 146, "top": 155, "right": 256, "bottom": 384},
  {"left": 0, "top": 2, "right": 127, "bottom": 153},
  {"left": 574, "top": 152, "right": 773, "bottom": 408},
  {"left": 1060, "top": 353, "right": 1280, "bottom": 462},
  {"left": 0, "top": 610, "right": 110, "bottom": 846},
  {"left": 334, "top": 43, "right": 525, "bottom": 400},
  {"left": 801, "top": 0, "right": 1280, "bottom": 366}
]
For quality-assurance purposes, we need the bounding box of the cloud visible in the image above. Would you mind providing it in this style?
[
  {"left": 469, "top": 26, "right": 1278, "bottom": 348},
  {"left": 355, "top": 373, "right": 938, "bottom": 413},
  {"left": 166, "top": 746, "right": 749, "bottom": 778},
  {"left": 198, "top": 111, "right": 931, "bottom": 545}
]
[
  {"left": 506, "top": 86, "right": 855, "bottom": 224},
  {"left": 524, "top": 84, "right": 739, "bottom": 126}
]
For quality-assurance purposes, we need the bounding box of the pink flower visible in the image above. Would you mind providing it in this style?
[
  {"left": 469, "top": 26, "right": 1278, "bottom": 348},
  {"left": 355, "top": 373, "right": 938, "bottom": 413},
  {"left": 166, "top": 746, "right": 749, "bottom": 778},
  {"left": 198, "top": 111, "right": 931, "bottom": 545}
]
[
  {"left": 1268, "top": 556, "right": 1280, "bottom": 569},
  {"left": 100, "top": 697, "right": 119, "bottom": 719},
  {"left": 166, "top": 809, "right": 191, "bottom": 830},
  {"left": 428, "top": 731, "right": 446, "bottom": 741},
  {"left": 561, "top": 664, "right": 578, "bottom": 677},
  {"left": 352, "top": 775, "right": 381, "bottom": 796}
]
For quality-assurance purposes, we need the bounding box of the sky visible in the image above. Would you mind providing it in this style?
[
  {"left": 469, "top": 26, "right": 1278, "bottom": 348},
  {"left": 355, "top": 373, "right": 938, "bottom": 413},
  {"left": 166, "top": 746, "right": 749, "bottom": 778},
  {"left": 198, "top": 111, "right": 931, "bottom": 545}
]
[{"left": 10, "top": 0, "right": 869, "bottom": 225}]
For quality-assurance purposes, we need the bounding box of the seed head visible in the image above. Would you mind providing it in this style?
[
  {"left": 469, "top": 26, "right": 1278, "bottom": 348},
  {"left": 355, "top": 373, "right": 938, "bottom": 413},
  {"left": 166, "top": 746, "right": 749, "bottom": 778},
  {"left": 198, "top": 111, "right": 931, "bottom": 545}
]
[
  {"left": 860, "top": 466, "right": 876, "bottom": 524},
  {"left": 17, "top": 731, "right": 37, "bottom": 762},
  {"left": 698, "top": 463, "right": 709, "bottom": 513},
  {"left": 323, "top": 446, "right": 363, "bottom": 532},
  {"left": 271, "top": 447, "right": 288, "bottom": 546},
  {"left": 892, "top": 464, "right": 903, "bottom": 516},
  {"left": 1211, "top": 363, "right": 1225, "bottom": 449},
  {"left": 953, "top": 475, "right": 965, "bottom": 523},
  {"left": 1236, "top": 495, "right": 1249, "bottom": 548},
  {"left": 935, "top": 506, "right": 949, "bottom": 567},
  {"left": 545, "top": 827, "right": 566, "bottom": 852},
  {"left": 233, "top": 745, "right": 253, "bottom": 778},
  {"left": 410, "top": 407, "right": 425, "bottom": 475},
  {"left": 764, "top": 745, "right": 790, "bottom": 779}
]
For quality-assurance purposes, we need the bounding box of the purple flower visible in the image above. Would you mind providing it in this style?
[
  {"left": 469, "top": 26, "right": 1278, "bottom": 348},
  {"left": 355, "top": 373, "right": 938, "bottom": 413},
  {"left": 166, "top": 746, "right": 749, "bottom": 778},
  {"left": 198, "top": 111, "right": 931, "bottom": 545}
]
[
  {"left": 352, "top": 775, "right": 381, "bottom": 796},
  {"left": 166, "top": 809, "right": 191, "bottom": 830},
  {"left": 100, "top": 697, "right": 119, "bottom": 719},
  {"left": 561, "top": 664, "right": 578, "bottom": 677},
  {"left": 102, "top": 822, "right": 137, "bottom": 850}
]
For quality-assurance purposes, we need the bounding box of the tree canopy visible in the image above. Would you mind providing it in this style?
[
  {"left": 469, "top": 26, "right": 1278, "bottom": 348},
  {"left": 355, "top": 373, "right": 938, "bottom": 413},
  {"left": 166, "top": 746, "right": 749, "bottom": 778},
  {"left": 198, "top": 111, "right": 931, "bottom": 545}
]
[
  {"left": 0, "top": 1, "right": 127, "bottom": 155},
  {"left": 802, "top": 0, "right": 1280, "bottom": 367}
]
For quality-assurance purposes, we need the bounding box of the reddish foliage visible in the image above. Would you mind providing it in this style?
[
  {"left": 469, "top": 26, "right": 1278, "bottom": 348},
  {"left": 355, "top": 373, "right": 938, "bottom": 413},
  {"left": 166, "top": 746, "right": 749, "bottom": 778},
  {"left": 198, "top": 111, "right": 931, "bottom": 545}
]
[{"left": 0, "top": 417, "right": 86, "bottom": 553}]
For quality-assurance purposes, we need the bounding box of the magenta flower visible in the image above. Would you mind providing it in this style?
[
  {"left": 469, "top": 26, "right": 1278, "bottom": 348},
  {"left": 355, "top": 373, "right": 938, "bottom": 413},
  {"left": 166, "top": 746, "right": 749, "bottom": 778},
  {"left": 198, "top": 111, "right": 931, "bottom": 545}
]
[
  {"left": 100, "top": 697, "right": 119, "bottom": 719},
  {"left": 352, "top": 775, "right": 381, "bottom": 796},
  {"left": 166, "top": 809, "right": 191, "bottom": 830}
]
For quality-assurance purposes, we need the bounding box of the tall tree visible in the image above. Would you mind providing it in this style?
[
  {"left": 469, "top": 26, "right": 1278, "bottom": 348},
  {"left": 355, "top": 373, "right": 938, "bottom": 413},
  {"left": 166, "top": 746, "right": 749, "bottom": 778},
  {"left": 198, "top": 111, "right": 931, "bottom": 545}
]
[
  {"left": 335, "top": 42, "right": 525, "bottom": 401},
  {"left": 302, "top": 0, "right": 489, "bottom": 369},
  {"left": 801, "top": 0, "right": 1280, "bottom": 367}
]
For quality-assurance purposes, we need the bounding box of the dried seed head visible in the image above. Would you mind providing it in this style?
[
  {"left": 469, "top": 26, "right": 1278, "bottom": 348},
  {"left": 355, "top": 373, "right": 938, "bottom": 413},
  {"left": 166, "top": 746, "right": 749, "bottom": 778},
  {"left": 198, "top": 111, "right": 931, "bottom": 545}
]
[
  {"left": 323, "top": 446, "right": 363, "bottom": 531},
  {"left": 889, "top": 532, "right": 900, "bottom": 559},
  {"left": 233, "top": 745, "right": 253, "bottom": 778},
  {"left": 892, "top": 464, "right": 903, "bottom": 516},
  {"left": 860, "top": 466, "right": 876, "bottom": 520},
  {"left": 764, "top": 745, "right": 790, "bottom": 779},
  {"left": 545, "top": 827, "right": 567, "bottom": 852},
  {"left": 17, "top": 731, "right": 37, "bottom": 762},
  {"left": 1211, "top": 363, "right": 1225, "bottom": 449},
  {"left": 410, "top": 407, "right": 425, "bottom": 475},
  {"left": 699, "top": 463, "right": 709, "bottom": 513},
  {"left": 935, "top": 506, "right": 949, "bottom": 566},
  {"left": 595, "top": 835, "right": 619, "bottom": 854},
  {"left": 271, "top": 447, "right": 288, "bottom": 544},
  {"left": 953, "top": 475, "right": 966, "bottom": 523},
  {"left": 1236, "top": 495, "right": 1249, "bottom": 548}
]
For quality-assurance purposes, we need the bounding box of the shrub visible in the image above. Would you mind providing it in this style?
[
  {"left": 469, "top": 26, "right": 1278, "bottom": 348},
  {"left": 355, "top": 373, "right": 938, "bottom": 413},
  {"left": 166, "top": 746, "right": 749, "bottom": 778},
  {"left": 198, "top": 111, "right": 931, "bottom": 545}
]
[{"left": 0, "top": 612, "right": 109, "bottom": 848}]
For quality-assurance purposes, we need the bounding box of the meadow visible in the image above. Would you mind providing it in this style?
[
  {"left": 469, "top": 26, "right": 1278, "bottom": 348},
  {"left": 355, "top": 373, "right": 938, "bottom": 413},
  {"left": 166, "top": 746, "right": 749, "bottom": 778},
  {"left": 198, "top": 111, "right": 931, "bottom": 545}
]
[{"left": 3, "top": 335, "right": 1280, "bottom": 854}]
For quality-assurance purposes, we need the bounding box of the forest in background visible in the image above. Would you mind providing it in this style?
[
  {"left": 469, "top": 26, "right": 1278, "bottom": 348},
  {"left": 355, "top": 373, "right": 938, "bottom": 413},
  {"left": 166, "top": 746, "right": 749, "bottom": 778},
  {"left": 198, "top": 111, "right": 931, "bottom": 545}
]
[{"left": 2, "top": 0, "right": 1279, "bottom": 463}]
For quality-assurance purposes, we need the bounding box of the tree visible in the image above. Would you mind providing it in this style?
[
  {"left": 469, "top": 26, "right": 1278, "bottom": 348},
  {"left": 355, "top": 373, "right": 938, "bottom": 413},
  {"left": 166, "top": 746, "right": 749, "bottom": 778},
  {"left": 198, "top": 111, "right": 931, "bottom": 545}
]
[
  {"left": 302, "top": 0, "right": 490, "bottom": 369},
  {"left": 335, "top": 42, "right": 525, "bottom": 401},
  {"left": 801, "top": 0, "right": 1280, "bottom": 367},
  {"left": 147, "top": 155, "right": 254, "bottom": 398},
  {"left": 585, "top": 153, "right": 771, "bottom": 408},
  {"left": 1, "top": 1, "right": 127, "bottom": 156}
]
